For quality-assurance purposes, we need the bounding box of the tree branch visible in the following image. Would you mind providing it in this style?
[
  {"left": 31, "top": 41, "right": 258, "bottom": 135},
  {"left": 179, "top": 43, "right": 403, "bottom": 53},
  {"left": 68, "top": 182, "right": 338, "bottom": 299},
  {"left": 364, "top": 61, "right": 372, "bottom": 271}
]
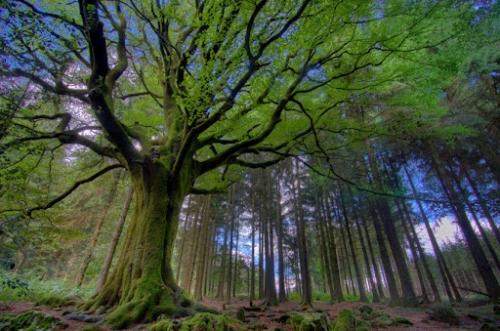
[{"left": 26, "top": 164, "right": 124, "bottom": 216}]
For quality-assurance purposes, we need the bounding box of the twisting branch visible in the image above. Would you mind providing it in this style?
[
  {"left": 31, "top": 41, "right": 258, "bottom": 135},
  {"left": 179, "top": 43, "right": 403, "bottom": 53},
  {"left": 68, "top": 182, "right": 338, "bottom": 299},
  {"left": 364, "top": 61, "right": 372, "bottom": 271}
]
[{"left": 26, "top": 164, "right": 124, "bottom": 216}]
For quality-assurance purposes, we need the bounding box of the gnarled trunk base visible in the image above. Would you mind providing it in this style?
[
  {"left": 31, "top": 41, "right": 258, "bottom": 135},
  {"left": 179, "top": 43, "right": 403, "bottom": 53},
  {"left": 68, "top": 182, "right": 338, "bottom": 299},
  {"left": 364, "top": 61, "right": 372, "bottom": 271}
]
[{"left": 82, "top": 163, "right": 193, "bottom": 328}]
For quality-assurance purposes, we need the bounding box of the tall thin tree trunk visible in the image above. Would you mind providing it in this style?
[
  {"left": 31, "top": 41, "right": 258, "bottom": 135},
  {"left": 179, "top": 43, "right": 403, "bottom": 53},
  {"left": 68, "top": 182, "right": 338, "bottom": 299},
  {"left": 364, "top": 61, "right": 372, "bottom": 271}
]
[
  {"left": 277, "top": 183, "right": 287, "bottom": 302},
  {"left": 175, "top": 195, "right": 193, "bottom": 283},
  {"left": 403, "top": 163, "right": 460, "bottom": 302},
  {"left": 259, "top": 197, "right": 264, "bottom": 300},
  {"left": 448, "top": 163, "right": 500, "bottom": 271},
  {"left": 292, "top": 160, "right": 312, "bottom": 306},
  {"left": 349, "top": 189, "right": 380, "bottom": 302},
  {"left": 317, "top": 194, "right": 335, "bottom": 302},
  {"left": 96, "top": 185, "right": 133, "bottom": 292},
  {"left": 77, "top": 171, "right": 121, "bottom": 287},
  {"left": 226, "top": 187, "right": 235, "bottom": 302},
  {"left": 186, "top": 204, "right": 204, "bottom": 294},
  {"left": 250, "top": 190, "right": 256, "bottom": 305},
  {"left": 460, "top": 160, "right": 500, "bottom": 245},
  {"left": 232, "top": 218, "right": 240, "bottom": 298},
  {"left": 430, "top": 145, "right": 500, "bottom": 298},
  {"left": 338, "top": 186, "right": 368, "bottom": 302},
  {"left": 360, "top": 205, "right": 386, "bottom": 300},
  {"left": 401, "top": 201, "right": 441, "bottom": 303},
  {"left": 396, "top": 200, "right": 430, "bottom": 303},
  {"left": 368, "top": 203, "right": 400, "bottom": 304},
  {"left": 323, "top": 192, "right": 344, "bottom": 302},
  {"left": 367, "top": 150, "right": 417, "bottom": 305},
  {"left": 194, "top": 197, "right": 211, "bottom": 300},
  {"left": 217, "top": 198, "right": 230, "bottom": 298}
]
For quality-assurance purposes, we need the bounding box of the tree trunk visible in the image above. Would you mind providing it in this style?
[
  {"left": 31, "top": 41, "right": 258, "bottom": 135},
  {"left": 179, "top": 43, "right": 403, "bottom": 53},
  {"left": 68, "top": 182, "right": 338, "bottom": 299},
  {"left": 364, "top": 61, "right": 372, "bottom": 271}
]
[
  {"left": 77, "top": 171, "right": 121, "bottom": 287},
  {"left": 323, "top": 192, "right": 344, "bottom": 302},
  {"left": 277, "top": 185, "right": 287, "bottom": 302},
  {"left": 338, "top": 186, "right": 368, "bottom": 302},
  {"left": 96, "top": 185, "right": 134, "bottom": 292},
  {"left": 194, "top": 197, "right": 211, "bottom": 300},
  {"left": 250, "top": 190, "right": 256, "bottom": 305},
  {"left": 175, "top": 195, "right": 193, "bottom": 283},
  {"left": 401, "top": 201, "right": 441, "bottom": 303},
  {"left": 226, "top": 187, "right": 235, "bottom": 303},
  {"left": 217, "top": 204, "right": 230, "bottom": 299},
  {"left": 460, "top": 159, "right": 500, "bottom": 245},
  {"left": 349, "top": 190, "right": 380, "bottom": 302},
  {"left": 395, "top": 199, "right": 430, "bottom": 303},
  {"left": 430, "top": 145, "right": 500, "bottom": 299},
  {"left": 368, "top": 203, "right": 400, "bottom": 304},
  {"left": 292, "top": 160, "right": 312, "bottom": 306},
  {"left": 258, "top": 200, "right": 264, "bottom": 299},
  {"left": 84, "top": 162, "right": 193, "bottom": 329},
  {"left": 317, "top": 194, "right": 335, "bottom": 302},
  {"left": 403, "top": 163, "right": 459, "bottom": 302},
  {"left": 448, "top": 163, "right": 500, "bottom": 271},
  {"left": 232, "top": 217, "right": 240, "bottom": 298},
  {"left": 366, "top": 150, "right": 417, "bottom": 305},
  {"left": 360, "top": 204, "right": 386, "bottom": 301}
]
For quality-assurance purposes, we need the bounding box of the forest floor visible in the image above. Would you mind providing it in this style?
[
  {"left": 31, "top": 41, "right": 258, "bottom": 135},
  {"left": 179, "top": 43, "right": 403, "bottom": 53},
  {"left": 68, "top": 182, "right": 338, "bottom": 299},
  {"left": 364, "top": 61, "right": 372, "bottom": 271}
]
[{"left": 0, "top": 298, "right": 498, "bottom": 330}]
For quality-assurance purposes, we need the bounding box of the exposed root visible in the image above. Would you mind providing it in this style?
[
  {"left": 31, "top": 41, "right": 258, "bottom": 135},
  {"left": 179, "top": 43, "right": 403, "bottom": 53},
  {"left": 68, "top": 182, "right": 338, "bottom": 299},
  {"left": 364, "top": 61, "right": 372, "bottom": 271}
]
[{"left": 78, "top": 283, "right": 220, "bottom": 329}]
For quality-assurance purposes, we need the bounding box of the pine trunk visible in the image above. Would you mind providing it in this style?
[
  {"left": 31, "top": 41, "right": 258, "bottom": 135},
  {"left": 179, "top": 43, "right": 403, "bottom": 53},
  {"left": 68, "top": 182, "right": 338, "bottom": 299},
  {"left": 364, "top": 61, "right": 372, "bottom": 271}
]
[{"left": 430, "top": 145, "right": 500, "bottom": 299}]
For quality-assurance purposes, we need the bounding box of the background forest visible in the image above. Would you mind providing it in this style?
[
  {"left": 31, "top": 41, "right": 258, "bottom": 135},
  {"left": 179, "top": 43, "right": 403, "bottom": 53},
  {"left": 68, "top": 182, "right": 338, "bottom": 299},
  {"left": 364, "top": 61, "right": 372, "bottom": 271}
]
[{"left": 0, "top": 0, "right": 499, "bottom": 330}]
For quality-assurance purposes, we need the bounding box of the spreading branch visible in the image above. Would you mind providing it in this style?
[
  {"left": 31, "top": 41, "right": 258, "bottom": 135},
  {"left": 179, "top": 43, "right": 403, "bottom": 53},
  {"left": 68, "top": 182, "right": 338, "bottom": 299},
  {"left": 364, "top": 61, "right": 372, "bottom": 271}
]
[{"left": 26, "top": 163, "right": 124, "bottom": 216}]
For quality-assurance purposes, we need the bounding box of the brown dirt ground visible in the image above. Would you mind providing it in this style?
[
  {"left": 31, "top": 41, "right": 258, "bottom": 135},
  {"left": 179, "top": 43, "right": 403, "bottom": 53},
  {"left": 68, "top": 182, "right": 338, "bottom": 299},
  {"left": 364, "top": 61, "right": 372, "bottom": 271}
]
[{"left": 0, "top": 299, "right": 497, "bottom": 330}]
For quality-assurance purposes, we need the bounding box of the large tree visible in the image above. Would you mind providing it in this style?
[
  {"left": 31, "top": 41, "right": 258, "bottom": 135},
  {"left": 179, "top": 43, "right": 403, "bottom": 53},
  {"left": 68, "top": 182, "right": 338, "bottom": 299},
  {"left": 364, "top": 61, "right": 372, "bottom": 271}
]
[{"left": 0, "top": 0, "right": 461, "bottom": 327}]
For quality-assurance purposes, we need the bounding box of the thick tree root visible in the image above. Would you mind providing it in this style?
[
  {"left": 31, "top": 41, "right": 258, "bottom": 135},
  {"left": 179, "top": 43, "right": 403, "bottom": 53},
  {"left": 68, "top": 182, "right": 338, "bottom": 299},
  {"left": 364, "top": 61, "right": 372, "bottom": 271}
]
[{"left": 80, "top": 285, "right": 216, "bottom": 329}]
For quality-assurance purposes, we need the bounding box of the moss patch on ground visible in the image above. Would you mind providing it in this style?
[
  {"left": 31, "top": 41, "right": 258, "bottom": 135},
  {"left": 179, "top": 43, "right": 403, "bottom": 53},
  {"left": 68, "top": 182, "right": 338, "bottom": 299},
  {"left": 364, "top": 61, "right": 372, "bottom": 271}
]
[
  {"left": 150, "top": 312, "right": 245, "bottom": 331},
  {"left": 0, "top": 311, "right": 64, "bottom": 331},
  {"left": 328, "top": 306, "right": 412, "bottom": 331},
  {"left": 35, "top": 294, "right": 81, "bottom": 308}
]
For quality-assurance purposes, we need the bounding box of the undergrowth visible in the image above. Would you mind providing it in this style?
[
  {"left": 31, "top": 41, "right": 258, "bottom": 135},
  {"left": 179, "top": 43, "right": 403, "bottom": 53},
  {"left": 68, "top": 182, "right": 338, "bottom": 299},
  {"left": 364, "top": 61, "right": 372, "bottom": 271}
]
[{"left": 0, "top": 270, "right": 92, "bottom": 305}]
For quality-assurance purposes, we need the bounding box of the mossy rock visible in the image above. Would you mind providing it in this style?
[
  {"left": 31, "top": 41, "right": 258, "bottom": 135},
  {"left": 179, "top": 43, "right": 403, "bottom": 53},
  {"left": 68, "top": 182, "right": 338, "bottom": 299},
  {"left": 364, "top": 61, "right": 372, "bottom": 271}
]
[
  {"left": 150, "top": 313, "right": 245, "bottom": 331},
  {"left": 288, "top": 312, "right": 330, "bottom": 331},
  {"left": 0, "top": 311, "right": 64, "bottom": 331},
  {"left": 427, "top": 303, "right": 459, "bottom": 326}
]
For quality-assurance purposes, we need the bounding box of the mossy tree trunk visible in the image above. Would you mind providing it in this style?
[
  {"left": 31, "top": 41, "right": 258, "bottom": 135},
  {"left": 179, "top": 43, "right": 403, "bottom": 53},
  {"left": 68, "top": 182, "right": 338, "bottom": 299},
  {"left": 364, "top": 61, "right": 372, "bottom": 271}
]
[{"left": 85, "top": 160, "right": 194, "bottom": 328}]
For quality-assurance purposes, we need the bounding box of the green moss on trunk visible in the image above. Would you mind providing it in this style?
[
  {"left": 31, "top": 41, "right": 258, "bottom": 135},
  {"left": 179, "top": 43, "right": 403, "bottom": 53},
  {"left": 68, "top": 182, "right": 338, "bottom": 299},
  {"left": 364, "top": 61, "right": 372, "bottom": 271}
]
[{"left": 83, "top": 161, "right": 194, "bottom": 329}]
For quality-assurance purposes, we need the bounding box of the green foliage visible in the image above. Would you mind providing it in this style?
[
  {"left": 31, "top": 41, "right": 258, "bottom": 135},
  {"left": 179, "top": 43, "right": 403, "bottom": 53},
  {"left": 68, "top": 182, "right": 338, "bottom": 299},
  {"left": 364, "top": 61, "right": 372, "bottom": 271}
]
[
  {"left": 0, "top": 271, "right": 30, "bottom": 301},
  {"left": 312, "top": 292, "right": 331, "bottom": 302},
  {"left": 0, "top": 271, "right": 91, "bottom": 304},
  {"left": 0, "top": 311, "right": 63, "bottom": 331},
  {"left": 332, "top": 309, "right": 356, "bottom": 331}
]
